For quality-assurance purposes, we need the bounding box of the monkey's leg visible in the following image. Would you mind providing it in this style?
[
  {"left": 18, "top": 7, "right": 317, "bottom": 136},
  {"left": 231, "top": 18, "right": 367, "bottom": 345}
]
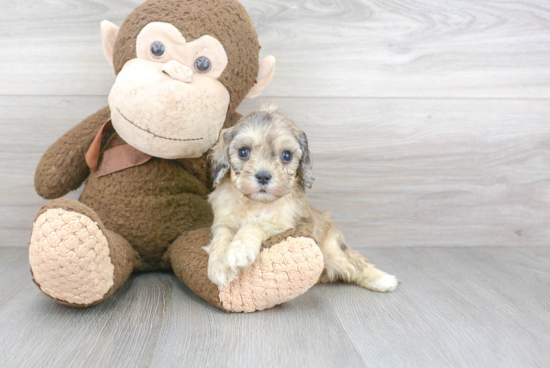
[
  {"left": 29, "top": 199, "right": 137, "bottom": 307},
  {"left": 164, "top": 228, "right": 324, "bottom": 313}
]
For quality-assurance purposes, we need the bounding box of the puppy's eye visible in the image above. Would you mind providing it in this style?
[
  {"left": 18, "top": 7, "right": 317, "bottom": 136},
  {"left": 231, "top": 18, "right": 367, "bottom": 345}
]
[
  {"left": 282, "top": 151, "right": 292, "bottom": 163},
  {"left": 194, "top": 56, "right": 212, "bottom": 73},
  {"left": 151, "top": 41, "right": 166, "bottom": 59},
  {"left": 238, "top": 148, "right": 250, "bottom": 160}
]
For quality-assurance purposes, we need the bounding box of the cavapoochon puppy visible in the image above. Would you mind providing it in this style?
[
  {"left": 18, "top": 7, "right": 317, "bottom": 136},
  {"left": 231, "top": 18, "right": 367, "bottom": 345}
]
[{"left": 205, "top": 106, "right": 398, "bottom": 293}]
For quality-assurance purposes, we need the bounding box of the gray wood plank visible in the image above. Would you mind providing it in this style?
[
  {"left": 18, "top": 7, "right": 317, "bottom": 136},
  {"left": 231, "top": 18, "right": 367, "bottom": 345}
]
[
  {"left": 0, "top": 248, "right": 32, "bottom": 307},
  {"left": 147, "top": 281, "right": 365, "bottom": 368},
  {"left": 0, "top": 248, "right": 365, "bottom": 368},
  {"left": 0, "top": 247, "right": 548, "bottom": 367},
  {"left": 241, "top": 97, "right": 550, "bottom": 247},
  {"left": 2, "top": 95, "right": 550, "bottom": 247},
  {"left": 0, "top": 273, "right": 173, "bottom": 368},
  {"left": 322, "top": 246, "right": 550, "bottom": 367},
  {"left": 1, "top": 0, "right": 550, "bottom": 98}
]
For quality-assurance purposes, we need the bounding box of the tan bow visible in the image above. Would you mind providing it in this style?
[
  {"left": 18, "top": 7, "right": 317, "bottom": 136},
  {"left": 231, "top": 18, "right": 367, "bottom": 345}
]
[{"left": 85, "top": 119, "right": 152, "bottom": 177}]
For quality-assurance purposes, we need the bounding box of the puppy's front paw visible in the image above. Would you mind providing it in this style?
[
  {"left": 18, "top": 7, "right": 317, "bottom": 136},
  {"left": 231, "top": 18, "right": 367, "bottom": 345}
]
[
  {"left": 225, "top": 240, "right": 258, "bottom": 270},
  {"left": 207, "top": 253, "right": 237, "bottom": 288},
  {"left": 207, "top": 241, "right": 260, "bottom": 288}
]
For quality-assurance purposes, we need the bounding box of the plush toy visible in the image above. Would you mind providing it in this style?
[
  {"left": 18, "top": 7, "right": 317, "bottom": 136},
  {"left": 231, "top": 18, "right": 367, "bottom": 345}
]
[{"left": 28, "top": 0, "right": 324, "bottom": 313}]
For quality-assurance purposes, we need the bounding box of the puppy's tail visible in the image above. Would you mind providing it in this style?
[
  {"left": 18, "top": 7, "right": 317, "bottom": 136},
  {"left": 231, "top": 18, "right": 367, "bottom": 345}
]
[{"left": 260, "top": 103, "right": 278, "bottom": 114}]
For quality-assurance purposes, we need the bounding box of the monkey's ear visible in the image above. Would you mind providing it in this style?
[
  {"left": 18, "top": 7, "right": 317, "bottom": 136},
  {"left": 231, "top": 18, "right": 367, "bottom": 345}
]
[
  {"left": 210, "top": 128, "right": 233, "bottom": 185},
  {"left": 297, "top": 131, "right": 314, "bottom": 189},
  {"left": 245, "top": 56, "right": 276, "bottom": 99},
  {"left": 101, "top": 20, "right": 120, "bottom": 67}
]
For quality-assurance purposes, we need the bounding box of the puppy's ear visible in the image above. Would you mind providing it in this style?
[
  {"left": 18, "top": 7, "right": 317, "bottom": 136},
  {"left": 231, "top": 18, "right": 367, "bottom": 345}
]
[
  {"left": 210, "top": 128, "right": 233, "bottom": 185},
  {"left": 296, "top": 131, "right": 314, "bottom": 188}
]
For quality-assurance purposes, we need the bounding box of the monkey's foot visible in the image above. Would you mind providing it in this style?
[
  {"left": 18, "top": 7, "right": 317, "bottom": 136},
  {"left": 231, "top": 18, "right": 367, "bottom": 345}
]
[
  {"left": 29, "top": 199, "right": 134, "bottom": 307},
  {"left": 168, "top": 228, "right": 324, "bottom": 313}
]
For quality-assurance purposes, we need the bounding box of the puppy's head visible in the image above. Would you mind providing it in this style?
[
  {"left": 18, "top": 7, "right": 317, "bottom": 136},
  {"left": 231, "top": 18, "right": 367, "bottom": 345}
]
[{"left": 209, "top": 106, "right": 313, "bottom": 203}]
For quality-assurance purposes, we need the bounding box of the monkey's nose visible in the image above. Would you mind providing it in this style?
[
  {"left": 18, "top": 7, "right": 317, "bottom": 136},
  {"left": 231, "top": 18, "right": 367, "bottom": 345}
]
[
  {"left": 255, "top": 171, "right": 272, "bottom": 185},
  {"left": 162, "top": 60, "right": 193, "bottom": 83}
]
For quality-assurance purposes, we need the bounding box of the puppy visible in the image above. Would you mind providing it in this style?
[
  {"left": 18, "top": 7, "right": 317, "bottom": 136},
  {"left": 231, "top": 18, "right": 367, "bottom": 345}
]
[{"left": 205, "top": 106, "right": 398, "bottom": 292}]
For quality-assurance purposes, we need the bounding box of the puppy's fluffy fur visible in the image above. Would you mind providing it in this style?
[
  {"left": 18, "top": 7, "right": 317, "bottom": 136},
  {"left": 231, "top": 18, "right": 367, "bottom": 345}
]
[{"left": 205, "top": 107, "right": 398, "bottom": 292}]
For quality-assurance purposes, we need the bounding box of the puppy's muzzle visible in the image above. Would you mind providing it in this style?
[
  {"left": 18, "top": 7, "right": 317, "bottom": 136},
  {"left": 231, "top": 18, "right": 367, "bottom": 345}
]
[{"left": 255, "top": 171, "right": 272, "bottom": 185}]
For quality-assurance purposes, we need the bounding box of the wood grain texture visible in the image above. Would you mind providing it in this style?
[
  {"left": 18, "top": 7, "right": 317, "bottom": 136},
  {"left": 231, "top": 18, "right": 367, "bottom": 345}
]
[
  {"left": 2, "top": 96, "right": 550, "bottom": 247},
  {"left": 321, "top": 246, "right": 550, "bottom": 367},
  {"left": 0, "top": 246, "right": 548, "bottom": 367},
  {"left": 240, "top": 97, "right": 550, "bottom": 247},
  {"left": 1, "top": 0, "right": 550, "bottom": 98}
]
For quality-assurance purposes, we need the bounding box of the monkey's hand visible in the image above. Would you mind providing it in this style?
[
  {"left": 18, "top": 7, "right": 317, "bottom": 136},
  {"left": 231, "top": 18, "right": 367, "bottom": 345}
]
[{"left": 35, "top": 106, "right": 111, "bottom": 199}]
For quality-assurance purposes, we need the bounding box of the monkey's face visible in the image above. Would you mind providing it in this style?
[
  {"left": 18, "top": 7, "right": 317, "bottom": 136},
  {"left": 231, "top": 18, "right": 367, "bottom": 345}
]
[
  {"left": 101, "top": 0, "right": 276, "bottom": 159},
  {"left": 108, "top": 22, "right": 230, "bottom": 159}
]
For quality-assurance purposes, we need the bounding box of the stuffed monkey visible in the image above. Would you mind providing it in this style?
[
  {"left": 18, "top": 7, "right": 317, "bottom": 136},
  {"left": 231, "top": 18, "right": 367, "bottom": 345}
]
[{"left": 29, "top": 0, "right": 323, "bottom": 313}]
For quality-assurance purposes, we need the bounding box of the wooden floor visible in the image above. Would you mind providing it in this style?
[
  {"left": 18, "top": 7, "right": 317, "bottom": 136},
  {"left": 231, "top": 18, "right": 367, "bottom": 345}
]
[{"left": 0, "top": 246, "right": 548, "bottom": 367}]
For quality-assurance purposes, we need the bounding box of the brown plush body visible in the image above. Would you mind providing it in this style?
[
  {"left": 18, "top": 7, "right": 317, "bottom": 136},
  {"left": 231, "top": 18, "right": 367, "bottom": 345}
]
[{"left": 29, "top": 0, "right": 324, "bottom": 312}]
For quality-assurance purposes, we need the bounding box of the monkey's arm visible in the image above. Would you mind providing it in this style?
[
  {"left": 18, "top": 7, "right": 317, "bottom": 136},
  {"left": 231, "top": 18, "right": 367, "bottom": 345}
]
[{"left": 35, "top": 106, "right": 111, "bottom": 199}]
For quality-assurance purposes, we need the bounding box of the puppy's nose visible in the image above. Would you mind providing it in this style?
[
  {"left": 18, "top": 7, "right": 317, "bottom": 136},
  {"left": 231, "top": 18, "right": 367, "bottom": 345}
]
[
  {"left": 255, "top": 171, "right": 272, "bottom": 185},
  {"left": 162, "top": 60, "right": 193, "bottom": 83}
]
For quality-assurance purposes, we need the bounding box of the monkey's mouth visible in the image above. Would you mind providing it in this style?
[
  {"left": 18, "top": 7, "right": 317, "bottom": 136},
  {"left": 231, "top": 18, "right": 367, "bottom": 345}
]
[{"left": 116, "top": 107, "right": 203, "bottom": 142}]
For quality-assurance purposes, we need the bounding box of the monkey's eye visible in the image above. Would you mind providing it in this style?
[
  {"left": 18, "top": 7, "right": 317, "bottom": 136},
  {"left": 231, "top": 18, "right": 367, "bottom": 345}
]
[
  {"left": 238, "top": 148, "right": 250, "bottom": 160},
  {"left": 194, "top": 57, "right": 212, "bottom": 73},
  {"left": 151, "top": 41, "right": 166, "bottom": 59},
  {"left": 282, "top": 151, "right": 293, "bottom": 163}
]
